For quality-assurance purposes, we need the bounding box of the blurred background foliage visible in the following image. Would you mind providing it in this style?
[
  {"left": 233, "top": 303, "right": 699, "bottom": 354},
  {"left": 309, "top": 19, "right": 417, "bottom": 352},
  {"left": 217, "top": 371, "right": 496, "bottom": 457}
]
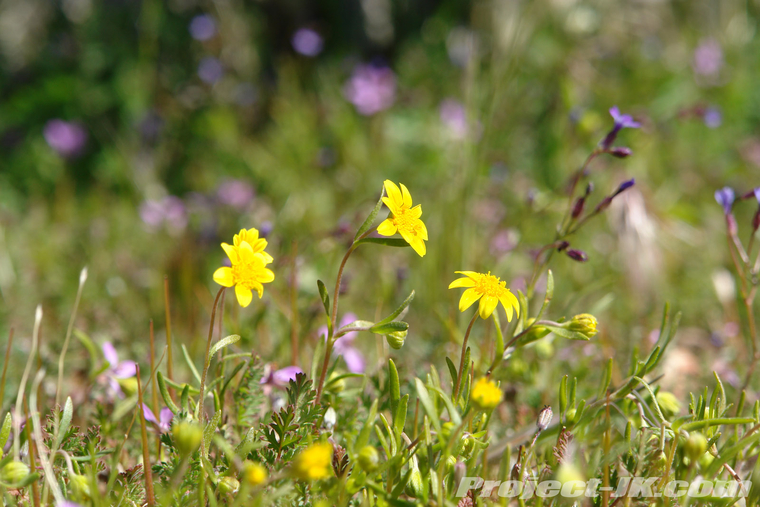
[{"left": 1, "top": 0, "right": 759, "bottom": 410}]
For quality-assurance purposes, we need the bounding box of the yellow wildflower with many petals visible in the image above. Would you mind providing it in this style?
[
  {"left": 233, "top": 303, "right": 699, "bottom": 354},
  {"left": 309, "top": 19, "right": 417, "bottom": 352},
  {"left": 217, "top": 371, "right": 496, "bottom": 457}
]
[
  {"left": 376, "top": 180, "right": 428, "bottom": 257},
  {"left": 213, "top": 228, "right": 275, "bottom": 308},
  {"left": 291, "top": 442, "right": 333, "bottom": 481},
  {"left": 471, "top": 377, "right": 503, "bottom": 410},
  {"left": 449, "top": 271, "right": 520, "bottom": 320}
]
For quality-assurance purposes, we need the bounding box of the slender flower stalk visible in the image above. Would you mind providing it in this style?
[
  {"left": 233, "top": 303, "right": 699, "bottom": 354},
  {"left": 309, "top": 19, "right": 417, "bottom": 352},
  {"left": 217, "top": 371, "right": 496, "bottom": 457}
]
[
  {"left": 135, "top": 364, "right": 156, "bottom": 506},
  {"left": 0, "top": 326, "right": 13, "bottom": 410},
  {"left": 164, "top": 276, "right": 174, "bottom": 393}
]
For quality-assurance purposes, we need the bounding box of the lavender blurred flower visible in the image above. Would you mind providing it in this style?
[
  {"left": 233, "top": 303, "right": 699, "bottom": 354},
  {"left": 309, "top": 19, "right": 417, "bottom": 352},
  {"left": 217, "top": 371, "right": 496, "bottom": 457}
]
[
  {"left": 101, "top": 342, "right": 136, "bottom": 398},
  {"left": 198, "top": 57, "right": 224, "bottom": 84},
  {"left": 260, "top": 365, "right": 302, "bottom": 395},
  {"left": 703, "top": 107, "right": 722, "bottom": 128},
  {"left": 439, "top": 99, "right": 468, "bottom": 139},
  {"left": 292, "top": 28, "right": 324, "bottom": 57},
  {"left": 139, "top": 196, "right": 188, "bottom": 233},
  {"left": 490, "top": 229, "right": 518, "bottom": 257},
  {"left": 693, "top": 38, "right": 723, "bottom": 77},
  {"left": 217, "top": 179, "right": 254, "bottom": 209},
  {"left": 142, "top": 404, "right": 173, "bottom": 433},
  {"left": 714, "top": 187, "right": 735, "bottom": 215},
  {"left": 319, "top": 313, "right": 365, "bottom": 374},
  {"left": 601, "top": 106, "right": 640, "bottom": 149},
  {"left": 44, "top": 119, "right": 87, "bottom": 158},
  {"left": 57, "top": 502, "right": 83, "bottom": 507},
  {"left": 189, "top": 14, "right": 217, "bottom": 41},
  {"left": 344, "top": 64, "right": 396, "bottom": 116}
]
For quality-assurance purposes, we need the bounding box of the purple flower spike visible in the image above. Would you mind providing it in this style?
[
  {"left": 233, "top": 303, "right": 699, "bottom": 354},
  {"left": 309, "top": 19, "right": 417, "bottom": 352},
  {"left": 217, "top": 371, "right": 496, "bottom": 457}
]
[
  {"left": 715, "top": 187, "right": 735, "bottom": 215},
  {"left": 602, "top": 106, "right": 640, "bottom": 149}
]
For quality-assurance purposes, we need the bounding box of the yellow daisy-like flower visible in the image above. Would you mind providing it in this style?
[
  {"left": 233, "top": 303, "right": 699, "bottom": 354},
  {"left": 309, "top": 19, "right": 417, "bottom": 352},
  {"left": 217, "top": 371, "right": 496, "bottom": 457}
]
[
  {"left": 291, "top": 442, "right": 333, "bottom": 481},
  {"left": 448, "top": 271, "right": 520, "bottom": 320},
  {"left": 471, "top": 377, "right": 503, "bottom": 410},
  {"left": 213, "top": 232, "right": 275, "bottom": 308},
  {"left": 376, "top": 180, "right": 428, "bottom": 257}
]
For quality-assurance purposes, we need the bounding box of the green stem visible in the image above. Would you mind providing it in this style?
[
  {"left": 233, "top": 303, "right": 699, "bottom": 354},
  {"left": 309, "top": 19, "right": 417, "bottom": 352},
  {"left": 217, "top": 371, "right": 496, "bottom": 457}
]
[
  {"left": 453, "top": 312, "right": 479, "bottom": 401},
  {"left": 196, "top": 287, "right": 226, "bottom": 423}
]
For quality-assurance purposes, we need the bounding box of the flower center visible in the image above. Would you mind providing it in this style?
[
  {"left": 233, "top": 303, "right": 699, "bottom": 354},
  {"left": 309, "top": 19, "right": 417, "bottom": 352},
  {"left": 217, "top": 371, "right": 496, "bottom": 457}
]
[
  {"left": 392, "top": 208, "right": 417, "bottom": 233},
  {"left": 475, "top": 272, "right": 506, "bottom": 297},
  {"left": 232, "top": 262, "right": 263, "bottom": 290}
]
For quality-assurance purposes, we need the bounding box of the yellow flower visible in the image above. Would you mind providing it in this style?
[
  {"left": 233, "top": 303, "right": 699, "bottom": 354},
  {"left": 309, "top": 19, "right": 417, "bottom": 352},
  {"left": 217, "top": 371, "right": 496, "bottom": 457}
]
[
  {"left": 292, "top": 442, "right": 333, "bottom": 481},
  {"left": 376, "top": 180, "right": 428, "bottom": 257},
  {"left": 242, "top": 461, "right": 267, "bottom": 486},
  {"left": 448, "top": 271, "right": 520, "bottom": 320},
  {"left": 471, "top": 377, "right": 502, "bottom": 410},
  {"left": 213, "top": 231, "right": 275, "bottom": 308}
]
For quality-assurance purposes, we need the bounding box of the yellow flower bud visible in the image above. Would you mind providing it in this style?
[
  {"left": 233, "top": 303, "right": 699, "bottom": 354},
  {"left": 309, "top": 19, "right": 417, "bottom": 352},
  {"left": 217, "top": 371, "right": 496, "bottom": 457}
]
[
  {"left": 242, "top": 461, "right": 267, "bottom": 487},
  {"left": 385, "top": 330, "right": 407, "bottom": 350},
  {"left": 684, "top": 433, "right": 708, "bottom": 461},
  {"left": 218, "top": 476, "right": 240, "bottom": 495},
  {"left": 357, "top": 446, "right": 380, "bottom": 472},
  {"left": 565, "top": 313, "right": 598, "bottom": 338},
  {"left": 471, "top": 377, "right": 502, "bottom": 411},
  {"left": 292, "top": 442, "right": 333, "bottom": 481},
  {"left": 173, "top": 421, "right": 203, "bottom": 456},
  {"left": 70, "top": 473, "right": 91, "bottom": 501},
  {"left": 0, "top": 461, "right": 30, "bottom": 487},
  {"left": 656, "top": 391, "right": 681, "bottom": 418}
]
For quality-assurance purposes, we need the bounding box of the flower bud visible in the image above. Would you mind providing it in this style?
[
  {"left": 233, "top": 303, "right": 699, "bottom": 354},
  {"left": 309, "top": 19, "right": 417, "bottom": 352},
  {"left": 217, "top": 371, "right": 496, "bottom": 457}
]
[
  {"left": 0, "top": 460, "right": 30, "bottom": 486},
  {"left": 357, "top": 446, "right": 380, "bottom": 472},
  {"left": 326, "top": 373, "right": 345, "bottom": 393},
  {"left": 612, "top": 178, "right": 636, "bottom": 196},
  {"left": 471, "top": 377, "right": 503, "bottom": 411},
  {"left": 565, "top": 249, "right": 588, "bottom": 262},
  {"left": 609, "top": 147, "right": 633, "bottom": 158},
  {"left": 453, "top": 461, "right": 466, "bottom": 489},
  {"left": 322, "top": 407, "right": 337, "bottom": 431},
  {"left": 684, "top": 432, "right": 708, "bottom": 462},
  {"left": 556, "top": 240, "right": 570, "bottom": 252},
  {"left": 571, "top": 197, "right": 586, "bottom": 219},
  {"left": 117, "top": 377, "right": 138, "bottom": 397},
  {"left": 656, "top": 391, "right": 681, "bottom": 418},
  {"left": 522, "top": 318, "right": 551, "bottom": 345},
  {"left": 172, "top": 421, "right": 203, "bottom": 456},
  {"left": 218, "top": 476, "right": 240, "bottom": 495},
  {"left": 537, "top": 406, "right": 553, "bottom": 431},
  {"left": 385, "top": 329, "right": 407, "bottom": 350},
  {"left": 70, "top": 473, "right": 91, "bottom": 500},
  {"left": 753, "top": 208, "right": 760, "bottom": 232},
  {"left": 565, "top": 313, "right": 598, "bottom": 339},
  {"left": 242, "top": 461, "right": 267, "bottom": 486}
]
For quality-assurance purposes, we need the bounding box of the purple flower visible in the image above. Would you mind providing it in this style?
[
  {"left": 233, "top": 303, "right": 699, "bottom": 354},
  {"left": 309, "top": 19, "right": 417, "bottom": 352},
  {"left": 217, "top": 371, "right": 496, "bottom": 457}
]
[
  {"left": 715, "top": 187, "right": 735, "bottom": 215},
  {"left": 703, "top": 107, "right": 722, "bottom": 128},
  {"left": 139, "top": 196, "right": 188, "bottom": 233},
  {"left": 101, "top": 342, "right": 136, "bottom": 398},
  {"left": 754, "top": 188, "right": 760, "bottom": 203},
  {"left": 490, "top": 229, "right": 518, "bottom": 257},
  {"left": 319, "top": 313, "right": 365, "bottom": 374},
  {"left": 260, "top": 365, "right": 302, "bottom": 395},
  {"left": 439, "top": 99, "right": 468, "bottom": 139},
  {"left": 217, "top": 179, "right": 254, "bottom": 209},
  {"left": 44, "top": 119, "right": 87, "bottom": 158},
  {"left": 693, "top": 38, "right": 723, "bottom": 77},
  {"left": 189, "top": 14, "right": 217, "bottom": 41},
  {"left": 343, "top": 64, "right": 396, "bottom": 116},
  {"left": 565, "top": 249, "right": 588, "bottom": 262},
  {"left": 198, "top": 57, "right": 223, "bottom": 84},
  {"left": 292, "top": 28, "right": 323, "bottom": 57},
  {"left": 614, "top": 178, "right": 636, "bottom": 195},
  {"left": 601, "top": 106, "right": 640, "bottom": 149},
  {"left": 142, "top": 404, "right": 173, "bottom": 433}
]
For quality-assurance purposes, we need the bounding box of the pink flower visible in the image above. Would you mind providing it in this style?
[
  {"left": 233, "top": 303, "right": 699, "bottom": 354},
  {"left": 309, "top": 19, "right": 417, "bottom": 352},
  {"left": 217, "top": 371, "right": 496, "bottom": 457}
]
[{"left": 344, "top": 64, "right": 396, "bottom": 116}]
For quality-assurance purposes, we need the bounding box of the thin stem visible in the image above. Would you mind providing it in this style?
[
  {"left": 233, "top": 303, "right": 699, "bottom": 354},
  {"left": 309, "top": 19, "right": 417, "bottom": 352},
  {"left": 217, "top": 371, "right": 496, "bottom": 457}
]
[
  {"left": 24, "top": 398, "right": 41, "bottom": 507},
  {"left": 55, "top": 267, "right": 87, "bottom": 411},
  {"left": 164, "top": 276, "right": 174, "bottom": 391},
  {"left": 149, "top": 320, "right": 160, "bottom": 459},
  {"left": 196, "top": 287, "right": 226, "bottom": 423},
  {"left": 453, "top": 312, "right": 479, "bottom": 401},
  {"left": 0, "top": 326, "right": 13, "bottom": 410},
  {"left": 136, "top": 364, "right": 156, "bottom": 506},
  {"left": 290, "top": 240, "right": 299, "bottom": 366},
  {"left": 15, "top": 305, "right": 42, "bottom": 461},
  {"left": 315, "top": 230, "right": 371, "bottom": 404}
]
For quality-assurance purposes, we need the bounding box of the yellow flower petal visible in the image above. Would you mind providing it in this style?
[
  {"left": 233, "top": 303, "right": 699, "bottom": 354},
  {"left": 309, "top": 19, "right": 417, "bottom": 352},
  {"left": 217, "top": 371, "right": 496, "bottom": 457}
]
[
  {"left": 251, "top": 281, "right": 264, "bottom": 299},
  {"left": 381, "top": 196, "right": 397, "bottom": 213},
  {"left": 417, "top": 219, "right": 428, "bottom": 241},
  {"left": 454, "top": 271, "right": 481, "bottom": 280},
  {"left": 479, "top": 295, "right": 499, "bottom": 319},
  {"left": 377, "top": 218, "right": 397, "bottom": 236},
  {"left": 458, "top": 288, "right": 482, "bottom": 312},
  {"left": 408, "top": 236, "right": 426, "bottom": 257},
  {"left": 252, "top": 238, "right": 268, "bottom": 253},
  {"left": 498, "top": 292, "right": 520, "bottom": 322},
  {"left": 399, "top": 183, "right": 413, "bottom": 208},
  {"left": 256, "top": 251, "right": 274, "bottom": 264},
  {"left": 222, "top": 243, "right": 240, "bottom": 264},
  {"left": 259, "top": 268, "right": 275, "bottom": 283},
  {"left": 235, "top": 285, "right": 253, "bottom": 307},
  {"left": 213, "top": 267, "right": 235, "bottom": 287},
  {"left": 384, "top": 180, "right": 404, "bottom": 209},
  {"left": 409, "top": 204, "right": 422, "bottom": 219},
  {"left": 238, "top": 241, "right": 255, "bottom": 264},
  {"left": 448, "top": 277, "right": 476, "bottom": 289}
]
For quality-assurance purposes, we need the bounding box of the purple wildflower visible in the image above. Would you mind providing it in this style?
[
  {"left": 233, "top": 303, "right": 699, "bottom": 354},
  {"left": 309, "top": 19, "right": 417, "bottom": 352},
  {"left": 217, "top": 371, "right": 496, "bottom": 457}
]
[
  {"left": 693, "top": 38, "right": 723, "bottom": 77},
  {"left": 319, "top": 313, "right": 365, "bottom": 374},
  {"left": 43, "top": 119, "right": 87, "bottom": 158},
  {"left": 439, "top": 99, "right": 468, "bottom": 139},
  {"left": 189, "top": 14, "right": 217, "bottom": 41},
  {"left": 198, "top": 57, "right": 224, "bottom": 84},
  {"left": 101, "top": 342, "right": 136, "bottom": 398},
  {"left": 142, "top": 404, "right": 173, "bottom": 433},
  {"left": 343, "top": 64, "right": 396, "bottom": 116},
  {"left": 139, "top": 196, "right": 188, "bottom": 233},
  {"left": 216, "top": 179, "right": 254, "bottom": 209},
  {"left": 714, "top": 187, "right": 735, "bottom": 215},
  {"left": 260, "top": 365, "right": 302, "bottom": 395},
  {"left": 613, "top": 178, "right": 636, "bottom": 196},
  {"left": 292, "top": 28, "right": 324, "bottom": 57},
  {"left": 601, "top": 106, "right": 640, "bottom": 149},
  {"left": 703, "top": 107, "right": 722, "bottom": 128}
]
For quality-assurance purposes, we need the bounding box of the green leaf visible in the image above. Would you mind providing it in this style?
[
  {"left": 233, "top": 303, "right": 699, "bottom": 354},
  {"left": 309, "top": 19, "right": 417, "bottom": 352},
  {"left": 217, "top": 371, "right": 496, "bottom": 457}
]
[
  {"left": 355, "top": 237, "right": 410, "bottom": 248},
  {"left": 517, "top": 290, "right": 529, "bottom": 328},
  {"left": 376, "top": 291, "right": 415, "bottom": 328},
  {"left": 544, "top": 324, "right": 591, "bottom": 341},
  {"left": 414, "top": 378, "right": 441, "bottom": 433},
  {"left": 389, "top": 359, "right": 400, "bottom": 419},
  {"left": 632, "top": 376, "right": 666, "bottom": 424},
  {"left": 157, "top": 372, "right": 180, "bottom": 414},
  {"left": 317, "top": 280, "right": 330, "bottom": 321},
  {"left": 455, "top": 346, "right": 471, "bottom": 403},
  {"left": 180, "top": 384, "right": 190, "bottom": 413},
  {"left": 336, "top": 320, "right": 375, "bottom": 336},
  {"left": 203, "top": 410, "right": 222, "bottom": 457},
  {"left": 445, "top": 357, "right": 458, "bottom": 388},
  {"left": 428, "top": 385, "right": 462, "bottom": 426},
  {"left": 598, "top": 358, "right": 613, "bottom": 398},
  {"left": 559, "top": 375, "right": 568, "bottom": 423},
  {"left": 394, "top": 394, "right": 408, "bottom": 437},
  {"left": 354, "top": 185, "right": 385, "bottom": 242},
  {"left": 163, "top": 377, "right": 199, "bottom": 394},
  {"left": 53, "top": 397, "right": 74, "bottom": 451},
  {"left": 370, "top": 321, "right": 408, "bottom": 335},
  {"left": 181, "top": 344, "right": 202, "bottom": 385},
  {"left": 209, "top": 335, "right": 241, "bottom": 359},
  {"left": 355, "top": 399, "right": 378, "bottom": 450},
  {"left": 0, "top": 413, "right": 11, "bottom": 451}
]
